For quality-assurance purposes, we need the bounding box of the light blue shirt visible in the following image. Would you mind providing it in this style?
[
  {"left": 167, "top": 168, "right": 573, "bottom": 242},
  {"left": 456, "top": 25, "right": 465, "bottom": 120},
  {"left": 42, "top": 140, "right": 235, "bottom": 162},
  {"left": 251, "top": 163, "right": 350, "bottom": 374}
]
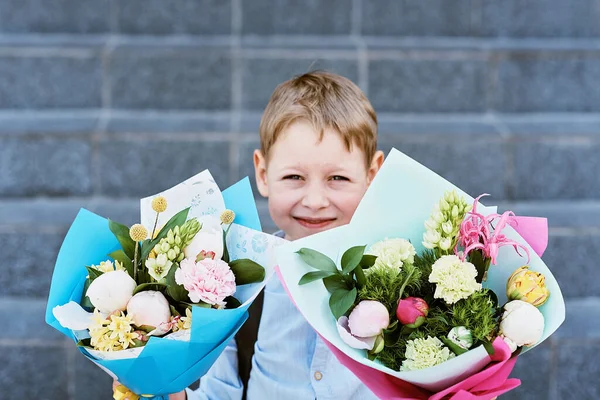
[{"left": 187, "top": 260, "right": 377, "bottom": 399}]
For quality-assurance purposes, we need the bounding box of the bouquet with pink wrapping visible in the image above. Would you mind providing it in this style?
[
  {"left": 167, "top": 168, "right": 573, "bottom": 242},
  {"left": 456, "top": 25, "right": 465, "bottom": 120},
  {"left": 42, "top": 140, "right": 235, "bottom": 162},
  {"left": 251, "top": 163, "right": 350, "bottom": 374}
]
[{"left": 276, "top": 148, "right": 565, "bottom": 399}]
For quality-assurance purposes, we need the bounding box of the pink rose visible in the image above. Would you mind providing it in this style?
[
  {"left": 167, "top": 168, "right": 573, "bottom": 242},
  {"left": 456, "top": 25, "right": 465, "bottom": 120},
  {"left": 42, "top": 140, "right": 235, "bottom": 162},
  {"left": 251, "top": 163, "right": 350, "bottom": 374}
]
[{"left": 175, "top": 258, "right": 236, "bottom": 306}]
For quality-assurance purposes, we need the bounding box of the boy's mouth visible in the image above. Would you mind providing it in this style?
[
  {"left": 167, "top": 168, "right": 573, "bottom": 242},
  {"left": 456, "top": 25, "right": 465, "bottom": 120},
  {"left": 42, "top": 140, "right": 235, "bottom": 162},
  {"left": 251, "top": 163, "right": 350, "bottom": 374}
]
[{"left": 293, "top": 217, "right": 337, "bottom": 229}]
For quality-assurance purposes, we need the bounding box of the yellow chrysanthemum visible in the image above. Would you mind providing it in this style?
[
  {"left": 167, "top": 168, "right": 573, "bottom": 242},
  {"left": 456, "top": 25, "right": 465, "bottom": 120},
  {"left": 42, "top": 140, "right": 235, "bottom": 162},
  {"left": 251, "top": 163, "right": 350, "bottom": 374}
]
[
  {"left": 220, "top": 209, "right": 236, "bottom": 225},
  {"left": 129, "top": 224, "right": 148, "bottom": 242},
  {"left": 151, "top": 196, "right": 168, "bottom": 213}
]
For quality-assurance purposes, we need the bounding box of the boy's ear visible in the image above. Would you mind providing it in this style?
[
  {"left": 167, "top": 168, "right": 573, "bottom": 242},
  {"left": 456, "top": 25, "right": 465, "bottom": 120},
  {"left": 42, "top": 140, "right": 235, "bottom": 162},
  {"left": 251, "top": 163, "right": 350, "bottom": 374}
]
[
  {"left": 367, "top": 150, "right": 385, "bottom": 185},
  {"left": 253, "top": 149, "right": 269, "bottom": 197}
]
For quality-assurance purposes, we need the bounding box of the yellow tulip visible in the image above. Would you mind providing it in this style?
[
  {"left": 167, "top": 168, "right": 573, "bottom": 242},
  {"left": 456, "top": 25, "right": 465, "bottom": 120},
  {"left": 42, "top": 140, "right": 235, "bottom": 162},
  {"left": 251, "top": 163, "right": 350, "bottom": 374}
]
[{"left": 506, "top": 266, "right": 550, "bottom": 307}]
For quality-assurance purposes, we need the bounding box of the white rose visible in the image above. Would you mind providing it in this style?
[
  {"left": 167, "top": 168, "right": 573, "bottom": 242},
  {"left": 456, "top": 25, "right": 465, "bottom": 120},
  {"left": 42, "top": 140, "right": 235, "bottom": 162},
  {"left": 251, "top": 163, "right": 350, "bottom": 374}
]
[
  {"left": 126, "top": 291, "right": 171, "bottom": 333},
  {"left": 184, "top": 216, "right": 224, "bottom": 261},
  {"left": 86, "top": 270, "right": 136, "bottom": 314},
  {"left": 499, "top": 300, "right": 544, "bottom": 348}
]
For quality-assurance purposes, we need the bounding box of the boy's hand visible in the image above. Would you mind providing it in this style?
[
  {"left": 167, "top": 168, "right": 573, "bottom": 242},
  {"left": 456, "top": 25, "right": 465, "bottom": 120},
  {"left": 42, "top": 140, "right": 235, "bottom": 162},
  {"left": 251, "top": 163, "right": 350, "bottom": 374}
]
[{"left": 112, "top": 379, "right": 187, "bottom": 400}]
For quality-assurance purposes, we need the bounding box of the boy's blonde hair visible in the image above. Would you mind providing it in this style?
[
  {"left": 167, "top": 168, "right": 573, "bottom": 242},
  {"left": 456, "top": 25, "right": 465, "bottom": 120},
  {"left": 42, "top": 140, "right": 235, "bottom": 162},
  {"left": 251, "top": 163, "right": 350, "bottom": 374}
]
[{"left": 259, "top": 70, "right": 378, "bottom": 167}]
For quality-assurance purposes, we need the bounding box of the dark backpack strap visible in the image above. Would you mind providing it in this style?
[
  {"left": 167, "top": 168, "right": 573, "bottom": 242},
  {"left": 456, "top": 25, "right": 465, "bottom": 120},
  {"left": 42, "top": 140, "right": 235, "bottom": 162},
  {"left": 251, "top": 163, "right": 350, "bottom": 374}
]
[{"left": 235, "top": 289, "right": 265, "bottom": 400}]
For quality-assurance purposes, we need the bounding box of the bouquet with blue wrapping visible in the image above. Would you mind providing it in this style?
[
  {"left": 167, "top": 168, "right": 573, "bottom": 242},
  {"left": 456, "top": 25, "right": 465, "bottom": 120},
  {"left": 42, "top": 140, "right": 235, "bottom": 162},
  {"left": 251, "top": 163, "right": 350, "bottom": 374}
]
[{"left": 45, "top": 171, "right": 285, "bottom": 399}]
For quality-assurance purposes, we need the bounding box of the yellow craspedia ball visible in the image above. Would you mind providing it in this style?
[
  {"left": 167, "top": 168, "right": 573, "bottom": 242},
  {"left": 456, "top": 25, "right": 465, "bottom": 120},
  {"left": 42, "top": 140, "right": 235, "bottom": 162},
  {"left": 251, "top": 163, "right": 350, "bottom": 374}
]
[
  {"left": 220, "top": 209, "right": 235, "bottom": 225},
  {"left": 129, "top": 224, "right": 148, "bottom": 242},
  {"left": 151, "top": 196, "right": 168, "bottom": 213}
]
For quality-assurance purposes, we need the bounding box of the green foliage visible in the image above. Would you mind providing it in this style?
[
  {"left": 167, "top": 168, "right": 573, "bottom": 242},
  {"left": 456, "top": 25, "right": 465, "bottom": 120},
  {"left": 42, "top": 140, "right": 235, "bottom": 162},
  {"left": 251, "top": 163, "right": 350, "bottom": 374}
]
[
  {"left": 358, "top": 262, "right": 422, "bottom": 314},
  {"left": 141, "top": 208, "right": 190, "bottom": 260},
  {"left": 447, "top": 289, "right": 498, "bottom": 342},
  {"left": 329, "top": 287, "right": 357, "bottom": 319},
  {"left": 229, "top": 259, "right": 266, "bottom": 285},
  {"left": 375, "top": 289, "right": 499, "bottom": 369},
  {"left": 296, "top": 248, "right": 338, "bottom": 273},
  {"left": 341, "top": 246, "right": 367, "bottom": 274},
  {"left": 108, "top": 220, "right": 135, "bottom": 259}
]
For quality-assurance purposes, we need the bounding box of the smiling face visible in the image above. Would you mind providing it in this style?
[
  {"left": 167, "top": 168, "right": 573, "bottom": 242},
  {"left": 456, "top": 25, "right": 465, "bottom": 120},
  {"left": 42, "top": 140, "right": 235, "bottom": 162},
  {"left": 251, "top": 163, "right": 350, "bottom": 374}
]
[{"left": 254, "top": 120, "right": 384, "bottom": 241}]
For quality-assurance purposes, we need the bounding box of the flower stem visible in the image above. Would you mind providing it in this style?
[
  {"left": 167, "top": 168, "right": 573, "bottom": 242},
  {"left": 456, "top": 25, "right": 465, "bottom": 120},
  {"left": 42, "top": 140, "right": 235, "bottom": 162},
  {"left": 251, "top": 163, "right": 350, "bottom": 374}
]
[
  {"left": 224, "top": 223, "right": 232, "bottom": 237},
  {"left": 151, "top": 213, "right": 159, "bottom": 239},
  {"left": 353, "top": 265, "right": 366, "bottom": 288},
  {"left": 397, "top": 269, "right": 415, "bottom": 301},
  {"left": 133, "top": 242, "right": 139, "bottom": 281}
]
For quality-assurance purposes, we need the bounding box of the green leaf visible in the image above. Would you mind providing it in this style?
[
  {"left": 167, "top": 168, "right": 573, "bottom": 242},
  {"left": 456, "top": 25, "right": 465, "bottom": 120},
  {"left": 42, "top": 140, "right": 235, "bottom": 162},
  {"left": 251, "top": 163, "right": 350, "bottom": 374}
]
[
  {"left": 383, "top": 320, "right": 399, "bottom": 334},
  {"left": 80, "top": 278, "right": 93, "bottom": 309},
  {"left": 329, "top": 287, "right": 357, "bottom": 320},
  {"left": 296, "top": 248, "right": 338, "bottom": 273},
  {"left": 353, "top": 265, "right": 366, "bottom": 288},
  {"left": 229, "top": 259, "right": 265, "bottom": 285},
  {"left": 225, "top": 296, "right": 242, "bottom": 309},
  {"left": 482, "top": 340, "right": 495, "bottom": 356},
  {"left": 299, "top": 270, "right": 335, "bottom": 285},
  {"left": 441, "top": 336, "right": 469, "bottom": 356},
  {"left": 341, "top": 246, "right": 366, "bottom": 274},
  {"left": 133, "top": 283, "right": 168, "bottom": 295},
  {"left": 323, "top": 275, "right": 350, "bottom": 293},
  {"left": 76, "top": 338, "right": 91, "bottom": 348},
  {"left": 108, "top": 250, "right": 134, "bottom": 277},
  {"left": 167, "top": 285, "right": 188, "bottom": 303},
  {"left": 487, "top": 289, "right": 499, "bottom": 308},
  {"left": 222, "top": 229, "right": 230, "bottom": 263},
  {"left": 360, "top": 254, "right": 378, "bottom": 269},
  {"left": 165, "top": 261, "right": 188, "bottom": 302},
  {"left": 109, "top": 220, "right": 136, "bottom": 259},
  {"left": 141, "top": 208, "right": 190, "bottom": 260},
  {"left": 169, "top": 305, "right": 181, "bottom": 317},
  {"left": 187, "top": 301, "right": 211, "bottom": 308},
  {"left": 85, "top": 266, "right": 103, "bottom": 281}
]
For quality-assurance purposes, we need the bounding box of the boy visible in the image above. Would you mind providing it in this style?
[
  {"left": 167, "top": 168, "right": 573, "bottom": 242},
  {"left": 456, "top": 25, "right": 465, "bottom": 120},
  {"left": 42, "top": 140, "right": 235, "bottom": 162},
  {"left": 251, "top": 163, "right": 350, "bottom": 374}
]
[{"left": 178, "top": 70, "right": 384, "bottom": 399}]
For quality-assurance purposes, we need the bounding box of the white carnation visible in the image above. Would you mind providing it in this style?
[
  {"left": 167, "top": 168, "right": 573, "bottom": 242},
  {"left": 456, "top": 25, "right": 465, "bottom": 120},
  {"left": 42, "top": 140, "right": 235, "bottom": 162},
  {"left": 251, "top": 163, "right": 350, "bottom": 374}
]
[
  {"left": 429, "top": 255, "right": 482, "bottom": 304},
  {"left": 367, "top": 238, "right": 416, "bottom": 273}
]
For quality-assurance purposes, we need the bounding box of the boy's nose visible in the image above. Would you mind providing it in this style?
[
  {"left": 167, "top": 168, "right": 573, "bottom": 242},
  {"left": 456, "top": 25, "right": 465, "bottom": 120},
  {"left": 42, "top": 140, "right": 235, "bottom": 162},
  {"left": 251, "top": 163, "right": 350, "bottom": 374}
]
[{"left": 301, "top": 184, "right": 330, "bottom": 210}]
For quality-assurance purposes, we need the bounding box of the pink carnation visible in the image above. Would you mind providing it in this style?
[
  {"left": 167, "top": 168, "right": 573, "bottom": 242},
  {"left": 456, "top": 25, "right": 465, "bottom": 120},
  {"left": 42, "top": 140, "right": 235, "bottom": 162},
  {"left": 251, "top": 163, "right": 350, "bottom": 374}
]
[{"left": 175, "top": 258, "right": 236, "bottom": 306}]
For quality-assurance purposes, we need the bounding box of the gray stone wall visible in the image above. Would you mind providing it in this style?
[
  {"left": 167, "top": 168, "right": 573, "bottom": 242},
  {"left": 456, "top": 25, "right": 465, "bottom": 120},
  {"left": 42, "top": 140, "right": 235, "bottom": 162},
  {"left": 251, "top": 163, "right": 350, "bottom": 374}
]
[{"left": 0, "top": 1, "right": 597, "bottom": 399}]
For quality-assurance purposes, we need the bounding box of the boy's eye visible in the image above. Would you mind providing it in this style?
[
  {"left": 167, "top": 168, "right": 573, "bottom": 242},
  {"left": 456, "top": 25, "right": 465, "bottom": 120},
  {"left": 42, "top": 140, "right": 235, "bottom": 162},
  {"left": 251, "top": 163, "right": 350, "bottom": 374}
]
[
  {"left": 283, "top": 175, "right": 303, "bottom": 180},
  {"left": 330, "top": 175, "right": 349, "bottom": 181}
]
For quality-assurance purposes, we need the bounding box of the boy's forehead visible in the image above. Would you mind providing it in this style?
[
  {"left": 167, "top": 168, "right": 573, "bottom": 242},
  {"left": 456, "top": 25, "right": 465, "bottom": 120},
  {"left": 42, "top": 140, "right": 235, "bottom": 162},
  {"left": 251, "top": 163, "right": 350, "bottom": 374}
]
[{"left": 265, "top": 120, "right": 369, "bottom": 169}]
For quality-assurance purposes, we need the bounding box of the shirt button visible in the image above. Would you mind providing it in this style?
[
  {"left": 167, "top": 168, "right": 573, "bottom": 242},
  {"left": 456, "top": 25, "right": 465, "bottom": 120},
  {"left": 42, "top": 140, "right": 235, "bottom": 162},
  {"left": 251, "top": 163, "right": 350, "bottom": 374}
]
[{"left": 314, "top": 371, "right": 323, "bottom": 381}]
